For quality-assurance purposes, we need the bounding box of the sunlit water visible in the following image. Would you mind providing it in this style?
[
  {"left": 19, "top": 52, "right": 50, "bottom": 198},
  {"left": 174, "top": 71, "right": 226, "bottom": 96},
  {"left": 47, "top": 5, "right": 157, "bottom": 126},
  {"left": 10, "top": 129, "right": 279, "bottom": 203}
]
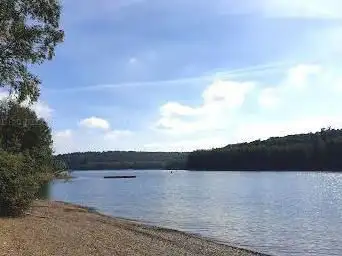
[{"left": 48, "top": 170, "right": 342, "bottom": 256}]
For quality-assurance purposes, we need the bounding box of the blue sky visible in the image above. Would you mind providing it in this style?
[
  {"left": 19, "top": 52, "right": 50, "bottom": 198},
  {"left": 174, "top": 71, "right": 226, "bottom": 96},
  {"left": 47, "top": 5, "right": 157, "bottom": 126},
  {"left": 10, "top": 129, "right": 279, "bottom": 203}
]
[{"left": 5, "top": 0, "right": 342, "bottom": 153}]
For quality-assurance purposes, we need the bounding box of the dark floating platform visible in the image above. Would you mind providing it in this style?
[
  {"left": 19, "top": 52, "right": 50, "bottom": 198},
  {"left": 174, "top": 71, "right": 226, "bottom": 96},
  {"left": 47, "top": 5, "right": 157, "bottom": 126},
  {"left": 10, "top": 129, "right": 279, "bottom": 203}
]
[{"left": 103, "top": 175, "right": 137, "bottom": 179}]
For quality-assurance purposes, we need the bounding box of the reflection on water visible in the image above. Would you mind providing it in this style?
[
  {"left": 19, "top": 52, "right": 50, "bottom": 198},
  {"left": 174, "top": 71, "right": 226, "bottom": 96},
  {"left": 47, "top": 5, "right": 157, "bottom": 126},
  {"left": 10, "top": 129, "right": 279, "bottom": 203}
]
[
  {"left": 37, "top": 182, "right": 51, "bottom": 200},
  {"left": 48, "top": 170, "right": 342, "bottom": 256}
]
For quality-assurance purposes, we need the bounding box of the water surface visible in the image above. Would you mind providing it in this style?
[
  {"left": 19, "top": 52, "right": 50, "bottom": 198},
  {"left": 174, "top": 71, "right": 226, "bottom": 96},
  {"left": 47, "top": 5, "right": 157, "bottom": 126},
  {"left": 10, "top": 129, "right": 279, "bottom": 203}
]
[{"left": 49, "top": 170, "right": 342, "bottom": 256}]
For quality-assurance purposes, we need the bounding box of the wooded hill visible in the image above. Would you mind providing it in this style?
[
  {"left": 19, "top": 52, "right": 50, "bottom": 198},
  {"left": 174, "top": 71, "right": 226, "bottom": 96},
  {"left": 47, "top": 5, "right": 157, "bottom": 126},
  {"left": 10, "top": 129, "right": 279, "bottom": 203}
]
[
  {"left": 57, "top": 128, "right": 342, "bottom": 172},
  {"left": 186, "top": 128, "right": 342, "bottom": 171},
  {"left": 55, "top": 151, "right": 188, "bottom": 170}
]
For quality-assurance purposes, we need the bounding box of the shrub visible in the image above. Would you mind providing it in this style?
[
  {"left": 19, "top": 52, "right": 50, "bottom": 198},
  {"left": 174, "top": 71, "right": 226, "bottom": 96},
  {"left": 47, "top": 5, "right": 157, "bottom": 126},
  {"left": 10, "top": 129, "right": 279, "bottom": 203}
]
[
  {"left": 0, "top": 151, "right": 39, "bottom": 217},
  {"left": 0, "top": 101, "right": 56, "bottom": 217}
]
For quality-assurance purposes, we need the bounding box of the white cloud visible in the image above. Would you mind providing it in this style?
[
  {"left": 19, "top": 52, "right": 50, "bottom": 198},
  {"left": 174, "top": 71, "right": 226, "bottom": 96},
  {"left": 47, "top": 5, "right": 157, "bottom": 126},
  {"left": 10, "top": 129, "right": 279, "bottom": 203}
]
[
  {"left": 258, "top": 88, "right": 279, "bottom": 108},
  {"left": 234, "top": 115, "right": 342, "bottom": 144},
  {"left": 52, "top": 62, "right": 342, "bottom": 153},
  {"left": 30, "top": 101, "right": 54, "bottom": 119},
  {"left": 243, "top": 64, "right": 342, "bottom": 140},
  {"left": 79, "top": 117, "right": 110, "bottom": 130},
  {"left": 146, "top": 63, "right": 342, "bottom": 151},
  {"left": 53, "top": 117, "right": 135, "bottom": 153},
  {"left": 0, "top": 89, "right": 53, "bottom": 119},
  {"left": 53, "top": 128, "right": 135, "bottom": 154},
  {"left": 202, "top": 80, "right": 254, "bottom": 108},
  {"left": 286, "top": 64, "right": 322, "bottom": 89},
  {"left": 53, "top": 130, "right": 75, "bottom": 154},
  {"left": 333, "top": 77, "right": 342, "bottom": 92},
  {"left": 155, "top": 79, "right": 255, "bottom": 134},
  {"left": 258, "top": 64, "right": 322, "bottom": 109},
  {"left": 160, "top": 102, "right": 198, "bottom": 117}
]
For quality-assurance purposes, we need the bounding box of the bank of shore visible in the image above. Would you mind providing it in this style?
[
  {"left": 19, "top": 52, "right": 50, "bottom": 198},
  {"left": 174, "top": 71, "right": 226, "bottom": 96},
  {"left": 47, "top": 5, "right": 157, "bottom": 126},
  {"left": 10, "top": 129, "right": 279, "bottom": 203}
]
[{"left": 0, "top": 201, "right": 269, "bottom": 256}]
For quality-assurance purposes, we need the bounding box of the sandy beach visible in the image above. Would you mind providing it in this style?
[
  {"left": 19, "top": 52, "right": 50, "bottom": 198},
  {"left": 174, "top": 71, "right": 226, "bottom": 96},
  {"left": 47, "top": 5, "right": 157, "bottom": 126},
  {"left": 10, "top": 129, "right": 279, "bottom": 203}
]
[{"left": 0, "top": 201, "right": 269, "bottom": 256}]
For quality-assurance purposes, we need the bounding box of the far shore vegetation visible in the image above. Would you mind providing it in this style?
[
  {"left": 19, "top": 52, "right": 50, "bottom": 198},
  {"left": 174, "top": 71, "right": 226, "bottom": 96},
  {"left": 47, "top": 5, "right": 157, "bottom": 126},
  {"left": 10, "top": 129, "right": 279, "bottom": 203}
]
[{"left": 57, "top": 127, "right": 342, "bottom": 172}]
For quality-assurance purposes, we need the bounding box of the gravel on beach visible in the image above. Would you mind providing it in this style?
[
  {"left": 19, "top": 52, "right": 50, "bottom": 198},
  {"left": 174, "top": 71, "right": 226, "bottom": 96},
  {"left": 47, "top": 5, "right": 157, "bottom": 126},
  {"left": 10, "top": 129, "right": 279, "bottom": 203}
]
[{"left": 0, "top": 201, "right": 268, "bottom": 256}]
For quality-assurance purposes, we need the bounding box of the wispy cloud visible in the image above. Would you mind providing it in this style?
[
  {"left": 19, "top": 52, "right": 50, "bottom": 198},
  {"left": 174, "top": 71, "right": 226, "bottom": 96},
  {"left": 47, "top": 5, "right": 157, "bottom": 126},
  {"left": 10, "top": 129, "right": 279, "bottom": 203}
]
[
  {"left": 40, "top": 0, "right": 342, "bottom": 153},
  {"left": 47, "top": 61, "right": 293, "bottom": 93},
  {"left": 51, "top": 62, "right": 342, "bottom": 153},
  {"left": 150, "top": 63, "right": 342, "bottom": 145}
]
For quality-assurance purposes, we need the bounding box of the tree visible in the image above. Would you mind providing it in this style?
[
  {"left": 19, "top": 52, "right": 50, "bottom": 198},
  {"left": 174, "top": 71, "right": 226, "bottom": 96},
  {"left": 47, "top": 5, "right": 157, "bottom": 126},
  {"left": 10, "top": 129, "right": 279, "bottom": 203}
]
[
  {"left": 0, "top": 101, "right": 56, "bottom": 216},
  {"left": 0, "top": 0, "right": 64, "bottom": 102},
  {"left": 186, "top": 129, "right": 342, "bottom": 171},
  {"left": 0, "top": 150, "right": 39, "bottom": 216},
  {"left": 0, "top": 101, "right": 55, "bottom": 177}
]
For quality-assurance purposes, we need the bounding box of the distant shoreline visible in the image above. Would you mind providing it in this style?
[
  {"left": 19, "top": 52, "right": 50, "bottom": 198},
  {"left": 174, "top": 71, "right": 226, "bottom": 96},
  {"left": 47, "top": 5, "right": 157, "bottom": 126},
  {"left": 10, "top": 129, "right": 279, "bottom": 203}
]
[
  {"left": 68, "top": 168, "right": 342, "bottom": 173},
  {"left": 56, "top": 128, "right": 342, "bottom": 172},
  {"left": 0, "top": 200, "right": 271, "bottom": 256}
]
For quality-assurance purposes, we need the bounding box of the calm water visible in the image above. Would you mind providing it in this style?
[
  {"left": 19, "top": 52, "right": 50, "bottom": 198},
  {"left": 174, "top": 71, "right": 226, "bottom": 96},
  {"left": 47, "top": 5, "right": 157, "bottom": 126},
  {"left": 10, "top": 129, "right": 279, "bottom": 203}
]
[{"left": 49, "top": 170, "right": 342, "bottom": 256}]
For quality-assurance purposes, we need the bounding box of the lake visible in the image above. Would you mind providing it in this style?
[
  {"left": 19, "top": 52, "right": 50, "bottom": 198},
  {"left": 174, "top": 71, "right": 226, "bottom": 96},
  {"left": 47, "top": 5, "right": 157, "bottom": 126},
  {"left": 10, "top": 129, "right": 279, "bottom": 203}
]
[{"left": 47, "top": 170, "right": 342, "bottom": 256}]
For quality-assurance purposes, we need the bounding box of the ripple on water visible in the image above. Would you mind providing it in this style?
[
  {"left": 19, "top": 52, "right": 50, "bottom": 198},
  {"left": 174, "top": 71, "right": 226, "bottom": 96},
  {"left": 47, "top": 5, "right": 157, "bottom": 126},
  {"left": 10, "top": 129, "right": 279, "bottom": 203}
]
[{"left": 50, "top": 170, "right": 342, "bottom": 256}]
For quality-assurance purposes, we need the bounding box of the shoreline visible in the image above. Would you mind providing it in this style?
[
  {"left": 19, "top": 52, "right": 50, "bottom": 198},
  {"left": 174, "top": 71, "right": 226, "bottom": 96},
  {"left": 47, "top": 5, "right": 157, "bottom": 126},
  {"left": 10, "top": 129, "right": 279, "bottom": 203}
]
[
  {"left": 69, "top": 169, "right": 342, "bottom": 173},
  {"left": 57, "top": 201, "right": 272, "bottom": 256},
  {"left": 0, "top": 200, "right": 272, "bottom": 256}
]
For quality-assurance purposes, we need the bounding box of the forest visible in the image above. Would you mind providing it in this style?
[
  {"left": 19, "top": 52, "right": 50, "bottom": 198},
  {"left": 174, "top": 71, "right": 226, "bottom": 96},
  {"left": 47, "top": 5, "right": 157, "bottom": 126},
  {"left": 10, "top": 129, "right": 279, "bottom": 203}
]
[
  {"left": 186, "top": 128, "right": 342, "bottom": 171},
  {"left": 55, "top": 151, "right": 188, "bottom": 170},
  {"left": 57, "top": 128, "right": 342, "bottom": 172}
]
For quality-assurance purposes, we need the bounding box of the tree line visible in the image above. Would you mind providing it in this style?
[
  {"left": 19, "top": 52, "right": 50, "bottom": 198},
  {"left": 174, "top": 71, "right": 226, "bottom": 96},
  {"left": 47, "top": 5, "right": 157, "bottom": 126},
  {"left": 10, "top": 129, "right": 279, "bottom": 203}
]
[
  {"left": 56, "top": 151, "right": 188, "bottom": 170},
  {"left": 57, "top": 128, "right": 342, "bottom": 172},
  {"left": 186, "top": 128, "right": 342, "bottom": 171}
]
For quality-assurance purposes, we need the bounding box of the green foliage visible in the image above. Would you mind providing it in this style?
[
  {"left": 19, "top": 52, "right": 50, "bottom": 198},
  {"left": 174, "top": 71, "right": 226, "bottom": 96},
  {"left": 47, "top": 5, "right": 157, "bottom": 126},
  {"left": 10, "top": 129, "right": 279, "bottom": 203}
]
[
  {"left": 0, "top": 0, "right": 64, "bottom": 102},
  {"left": 53, "top": 159, "right": 67, "bottom": 174},
  {"left": 0, "top": 101, "right": 54, "bottom": 177},
  {"left": 186, "top": 128, "right": 342, "bottom": 171},
  {"left": 0, "top": 151, "right": 39, "bottom": 217},
  {"left": 0, "top": 0, "right": 63, "bottom": 217},
  {"left": 56, "top": 151, "right": 188, "bottom": 170},
  {"left": 0, "top": 101, "right": 56, "bottom": 216}
]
